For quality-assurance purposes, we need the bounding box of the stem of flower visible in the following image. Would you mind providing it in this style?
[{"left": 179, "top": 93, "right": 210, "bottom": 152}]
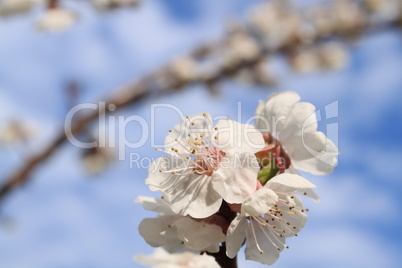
[{"left": 207, "top": 243, "right": 238, "bottom": 268}]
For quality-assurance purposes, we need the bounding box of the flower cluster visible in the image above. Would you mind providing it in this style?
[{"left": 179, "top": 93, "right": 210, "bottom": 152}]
[
  {"left": 0, "top": 0, "right": 140, "bottom": 32},
  {"left": 136, "top": 91, "right": 338, "bottom": 266},
  {"left": 136, "top": 248, "right": 220, "bottom": 268}
]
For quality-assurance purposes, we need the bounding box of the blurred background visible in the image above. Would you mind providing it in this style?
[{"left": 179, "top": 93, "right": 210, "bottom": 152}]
[{"left": 0, "top": 0, "right": 401, "bottom": 267}]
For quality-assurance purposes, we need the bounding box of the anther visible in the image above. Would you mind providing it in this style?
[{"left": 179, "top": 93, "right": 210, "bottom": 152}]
[{"left": 169, "top": 129, "right": 172, "bottom": 133}]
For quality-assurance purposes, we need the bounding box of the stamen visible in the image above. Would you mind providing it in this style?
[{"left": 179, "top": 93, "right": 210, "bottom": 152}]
[{"left": 250, "top": 219, "right": 264, "bottom": 254}]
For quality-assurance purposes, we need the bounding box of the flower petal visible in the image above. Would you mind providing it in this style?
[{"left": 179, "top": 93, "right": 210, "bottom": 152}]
[
  {"left": 145, "top": 155, "right": 188, "bottom": 192},
  {"left": 166, "top": 175, "right": 222, "bottom": 218},
  {"left": 134, "top": 196, "right": 173, "bottom": 215},
  {"left": 241, "top": 188, "right": 278, "bottom": 216},
  {"left": 266, "top": 173, "right": 316, "bottom": 192},
  {"left": 138, "top": 216, "right": 182, "bottom": 248},
  {"left": 279, "top": 102, "right": 338, "bottom": 175},
  {"left": 213, "top": 119, "right": 265, "bottom": 156},
  {"left": 266, "top": 173, "right": 319, "bottom": 202},
  {"left": 245, "top": 219, "right": 285, "bottom": 265},
  {"left": 174, "top": 217, "right": 225, "bottom": 253},
  {"left": 135, "top": 248, "right": 221, "bottom": 268},
  {"left": 211, "top": 153, "right": 259, "bottom": 204},
  {"left": 226, "top": 215, "right": 248, "bottom": 258},
  {"left": 255, "top": 91, "right": 301, "bottom": 133}
]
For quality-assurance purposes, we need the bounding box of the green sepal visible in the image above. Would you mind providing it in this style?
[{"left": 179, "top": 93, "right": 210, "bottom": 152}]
[{"left": 257, "top": 164, "right": 279, "bottom": 185}]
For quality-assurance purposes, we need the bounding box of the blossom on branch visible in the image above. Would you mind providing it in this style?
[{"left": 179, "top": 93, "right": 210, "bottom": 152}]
[
  {"left": 136, "top": 196, "right": 226, "bottom": 253},
  {"left": 135, "top": 248, "right": 220, "bottom": 268},
  {"left": 255, "top": 91, "right": 338, "bottom": 176},
  {"left": 146, "top": 113, "right": 264, "bottom": 218},
  {"left": 36, "top": 8, "right": 77, "bottom": 33},
  {"left": 226, "top": 173, "right": 318, "bottom": 265}
]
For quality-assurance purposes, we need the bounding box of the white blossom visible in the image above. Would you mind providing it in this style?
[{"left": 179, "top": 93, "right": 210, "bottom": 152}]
[
  {"left": 223, "top": 30, "right": 261, "bottom": 66},
  {"left": 169, "top": 56, "right": 197, "bottom": 82},
  {"left": 146, "top": 113, "right": 264, "bottom": 218},
  {"left": 226, "top": 173, "right": 318, "bottom": 265},
  {"left": 91, "top": 0, "right": 138, "bottom": 11},
  {"left": 0, "top": 120, "right": 36, "bottom": 145},
  {"left": 0, "top": 0, "right": 43, "bottom": 17},
  {"left": 290, "top": 48, "right": 320, "bottom": 73},
  {"left": 248, "top": 1, "right": 310, "bottom": 49},
  {"left": 255, "top": 91, "right": 338, "bottom": 175},
  {"left": 135, "top": 248, "right": 220, "bottom": 268},
  {"left": 136, "top": 196, "right": 226, "bottom": 253},
  {"left": 36, "top": 8, "right": 77, "bottom": 33},
  {"left": 318, "top": 42, "right": 349, "bottom": 70}
]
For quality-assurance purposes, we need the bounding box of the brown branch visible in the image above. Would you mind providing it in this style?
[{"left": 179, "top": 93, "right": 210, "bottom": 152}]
[
  {"left": 208, "top": 243, "right": 238, "bottom": 268},
  {"left": 0, "top": 0, "right": 401, "bottom": 205}
]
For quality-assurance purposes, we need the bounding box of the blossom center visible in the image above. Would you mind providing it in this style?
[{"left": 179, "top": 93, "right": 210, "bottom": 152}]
[
  {"left": 194, "top": 147, "right": 225, "bottom": 176},
  {"left": 256, "top": 133, "right": 291, "bottom": 173}
]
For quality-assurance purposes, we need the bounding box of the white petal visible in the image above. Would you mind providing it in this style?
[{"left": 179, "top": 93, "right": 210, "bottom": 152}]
[
  {"left": 146, "top": 156, "right": 222, "bottom": 217},
  {"left": 167, "top": 175, "right": 222, "bottom": 219},
  {"left": 174, "top": 217, "right": 225, "bottom": 253},
  {"left": 266, "top": 173, "right": 316, "bottom": 192},
  {"left": 226, "top": 215, "right": 248, "bottom": 258},
  {"left": 145, "top": 155, "right": 188, "bottom": 192},
  {"left": 254, "top": 100, "right": 266, "bottom": 130},
  {"left": 245, "top": 219, "right": 284, "bottom": 265},
  {"left": 134, "top": 196, "right": 173, "bottom": 215},
  {"left": 135, "top": 248, "right": 221, "bottom": 268},
  {"left": 255, "top": 91, "right": 301, "bottom": 133},
  {"left": 211, "top": 153, "right": 259, "bottom": 204},
  {"left": 135, "top": 248, "right": 171, "bottom": 266},
  {"left": 138, "top": 216, "right": 182, "bottom": 248},
  {"left": 279, "top": 102, "right": 338, "bottom": 175},
  {"left": 213, "top": 119, "right": 265, "bottom": 156},
  {"left": 241, "top": 188, "right": 278, "bottom": 216}
]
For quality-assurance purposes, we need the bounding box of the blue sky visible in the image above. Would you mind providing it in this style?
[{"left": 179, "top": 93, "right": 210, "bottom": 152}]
[{"left": 0, "top": 0, "right": 402, "bottom": 267}]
